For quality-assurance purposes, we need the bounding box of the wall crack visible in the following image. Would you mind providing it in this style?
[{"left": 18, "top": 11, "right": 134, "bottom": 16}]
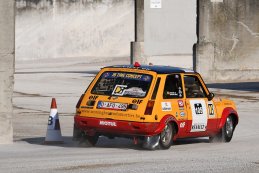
[{"left": 237, "top": 21, "right": 259, "bottom": 38}]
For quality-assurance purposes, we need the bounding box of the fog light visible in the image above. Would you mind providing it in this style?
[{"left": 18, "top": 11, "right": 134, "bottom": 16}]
[
  {"left": 87, "top": 100, "right": 95, "bottom": 106},
  {"left": 128, "top": 104, "right": 138, "bottom": 110}
]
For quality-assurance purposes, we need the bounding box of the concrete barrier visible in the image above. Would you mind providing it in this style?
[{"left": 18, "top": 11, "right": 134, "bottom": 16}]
[
  {"left": 196, "top": 0, "right": 259, "bottom": 82},
  {"left": 0, "top": 0, "right": 15, "bottom": 144}
]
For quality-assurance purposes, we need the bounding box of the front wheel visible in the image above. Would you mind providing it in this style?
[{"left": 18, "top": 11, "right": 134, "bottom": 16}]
[
  {"left": 159, "top": 123, "right": 175, "bottom": 149},
  {"left": 209, "top": 116, "right": 234, "bottom": 143},
  {"left": 222, "top": 116, "right": 234, "bottom": 142}
]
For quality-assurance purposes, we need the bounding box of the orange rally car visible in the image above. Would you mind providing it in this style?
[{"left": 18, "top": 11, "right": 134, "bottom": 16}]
[{"left": 73, "top": 62, "right": 239, "bottom": 150}]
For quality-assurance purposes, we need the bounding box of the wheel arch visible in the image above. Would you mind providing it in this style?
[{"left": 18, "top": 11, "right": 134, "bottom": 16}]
[
  {"left": 170, "top": 121, "right": 178, "bottom": 135},
  {"left": 154, "top": 114, "right": 179, "bottom": 135},
  {"left": 219, "top": 107, "right": 239, "bottom": 129}
]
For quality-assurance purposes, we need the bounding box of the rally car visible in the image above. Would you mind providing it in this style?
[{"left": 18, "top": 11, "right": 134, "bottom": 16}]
[{"left": 73, "top": 62, "right": 238, "bottom": 150}]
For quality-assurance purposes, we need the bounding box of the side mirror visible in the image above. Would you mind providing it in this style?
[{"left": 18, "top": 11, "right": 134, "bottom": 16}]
[{"left": 208, "top": 92, "right": 215, "bottom": 101}]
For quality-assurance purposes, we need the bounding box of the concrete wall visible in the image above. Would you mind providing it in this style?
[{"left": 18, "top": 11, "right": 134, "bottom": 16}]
[
  {"left": 196, "top": 0, "right": 259, "bottom": 82},
  {"left": 0, "top": 0, "right": 15, "bottom": 144},
  {"left": 16, "top": 0, "right": 134, "bottom": 62},
  {"left": 144, "top": 0, "right": 196, "bottom": 68}
]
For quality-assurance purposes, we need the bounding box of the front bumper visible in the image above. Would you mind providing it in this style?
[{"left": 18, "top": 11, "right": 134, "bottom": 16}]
[{"left": 74, "top": 115, "right": 160, "bottom": 137}]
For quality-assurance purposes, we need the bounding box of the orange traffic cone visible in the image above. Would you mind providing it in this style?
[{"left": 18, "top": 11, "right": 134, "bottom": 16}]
[{"left": 44, "top": 98, "right": 63, "bottom": 144}]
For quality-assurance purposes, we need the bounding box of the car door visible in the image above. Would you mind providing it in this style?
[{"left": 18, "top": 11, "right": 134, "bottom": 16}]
[
  {"left": 161, "top": 74, "right": 188, "bottom": 131},
  {"left": 183, "top": 75, "right": 209, "bottom": 133}
]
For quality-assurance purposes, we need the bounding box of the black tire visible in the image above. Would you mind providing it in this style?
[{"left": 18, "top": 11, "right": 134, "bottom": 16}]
[
  {"left": 209, "top": 116, "right": 234, "bottom": 143},
  {"left": 159, "top": 123, "right": 175, "bottom": 149},
  {"left": 79, "top": 134, "right": 99, "bottom": 147},
  {"left": 72, "top": 124, "right": 83, "bottom": 141},
  {"left": 222, "top": 116, "right": 234, "bottom": 142}
]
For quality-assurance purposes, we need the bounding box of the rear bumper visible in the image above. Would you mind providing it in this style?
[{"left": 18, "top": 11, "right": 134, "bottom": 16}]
[{"left": 74, "top": 115, "right": 160, "bottom": 137}]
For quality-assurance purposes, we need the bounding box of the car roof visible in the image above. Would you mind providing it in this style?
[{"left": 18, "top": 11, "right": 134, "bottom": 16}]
[{"left": 104, "top": 65, "right": 195, "bottom": 74}]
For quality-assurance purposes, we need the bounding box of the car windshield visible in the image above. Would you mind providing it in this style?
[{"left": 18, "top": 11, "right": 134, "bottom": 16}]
[{"left": 91, "top": 71, "right": 153, "bottom": 98}]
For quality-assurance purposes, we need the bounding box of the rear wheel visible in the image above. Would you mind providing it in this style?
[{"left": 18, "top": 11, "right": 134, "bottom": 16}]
[
  {"left": 72, "top": 124, "right": 83, "bottom": 141},
  {"left": 159, "top": 123, "right": 175, "bottom": 149},
  {"left": 79, "top": 134, "right": 99, "bottom": 147}
]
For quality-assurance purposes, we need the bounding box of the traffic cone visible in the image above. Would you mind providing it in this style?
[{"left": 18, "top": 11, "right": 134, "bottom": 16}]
[{"left": 44, "top": 98, "right": 63, "bottom": 144}]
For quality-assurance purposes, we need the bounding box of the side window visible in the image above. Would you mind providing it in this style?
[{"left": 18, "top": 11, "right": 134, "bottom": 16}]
[
  {"left": 152, "top": 77, "right": 161, "bottom": 99},
  {"left": 184, "top": 75, "right": 206, "bottom": 98},
  {"left": 163, "top": 74, "right": 183, "bottom": 99}
]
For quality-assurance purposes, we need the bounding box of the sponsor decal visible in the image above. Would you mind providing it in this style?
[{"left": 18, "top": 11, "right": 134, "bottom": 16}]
[
  {"left": 180, "top": 122, "right": 186, "bottom": 128},
  {"left": 178, "top": 100, "right": 184, "bottom": 108},
  {"left": 103, "top": 72, "right": 151, "bottom": 82},
  {"left": 180, "top": 111, "right": 185, "bottom": 117},
  {"left": 167, "top": 91, "right": 178, "bottom": 96},
  {"left": 208, "top": 104, "right": 214, "bottom": 115},
  {"left": 89, "top": 95, "right": 98, "bottom": 100},
  {"left": 208, "top": 101, "right": 215, "bottom": 118},
  {"left": 132, "top": 99, "right": 143, "bottom": 104},
  {"left": 124, "top": 87, "right": 146, "bottom": 97},
  {"left": 112, "top": 85, "right": 127, "bottom": 96},
  {"left": 190, "top": 100, "right": 208, "bottom": 132},
  {"left": 178, "top": 87, "right": 183, "bottom": 98},
  {"left": 194, "top": 103, "right": 203, "bottom": 114},
  {"left": 99, "top": 121, "right": 117, "bottom": 127},
  {"left": 161, "top": 102, "right": 172, "bottom": 111},
  {"left": 82, "top": 109, "right": 139, "bottom": 118},
  {"left": 191, "top": 124, "right": 206, "bottom": 130}
]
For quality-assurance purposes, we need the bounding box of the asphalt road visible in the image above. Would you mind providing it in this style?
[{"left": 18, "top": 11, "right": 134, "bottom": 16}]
[{"left": 1, "top": 59, "right": 259, "bottom": 173}]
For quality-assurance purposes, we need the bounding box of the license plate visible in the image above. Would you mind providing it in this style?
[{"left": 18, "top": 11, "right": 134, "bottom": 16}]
[{"left": 97, "top": 101, "right": 127, "bottom": 111}]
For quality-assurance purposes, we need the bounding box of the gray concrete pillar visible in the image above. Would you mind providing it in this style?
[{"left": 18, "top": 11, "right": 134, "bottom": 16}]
[
  {"left": 196, "top": 42, "right": 216, "bottom": 81},
  {"left": 195, "top": 0, "right": 216, "bottom": 82},
  {"left": 131, "top": 0, "right": 147, "bottom": 64},
  {"left": 195, "top": 0, "right": 217, "bottom": 82},
  {"left": 0, "top": 0, "right": 15, "bottom": 144},
  {"left": 135, "top": 0, "right": 144, "bottom": 42},
  {"left": 197, "top": 0, "right": 210, "bottom": 43}
]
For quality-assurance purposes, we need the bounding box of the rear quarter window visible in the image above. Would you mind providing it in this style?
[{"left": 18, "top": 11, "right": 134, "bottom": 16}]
[{"left": 91, "top": 71, "right": 153, "bottom": 98}]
